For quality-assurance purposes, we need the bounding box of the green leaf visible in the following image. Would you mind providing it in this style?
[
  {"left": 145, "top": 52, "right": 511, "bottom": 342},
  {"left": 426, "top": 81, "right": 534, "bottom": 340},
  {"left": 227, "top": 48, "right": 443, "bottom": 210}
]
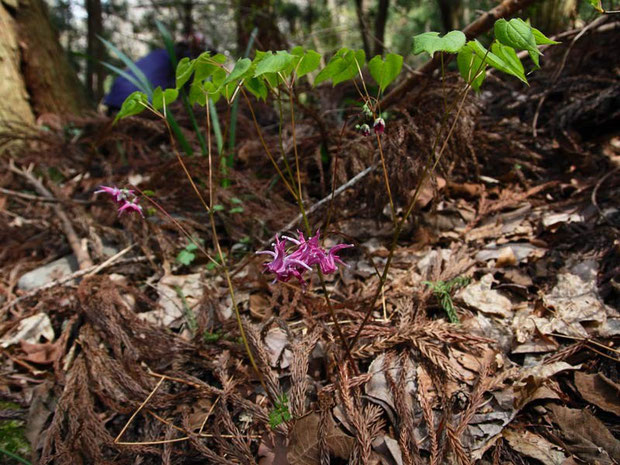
[
  {"left": 229, "top": 206, "right": 244, "bottom": 214},
  {"left": 531, "top": 27, "right": 560, "bottom": 45},
  {"left": 491, "top": 42, "right": 524, "bottom": 77},
  {"left": 254, "top": 51, "right": 294, "bottom": 76},
  {"left": 189, "top": 82, "right": 207, "bottom": 106},
  {"left": 469, "top": 40, "right": 527, "bottom": 84},
  {"left": 587, "top": 0, "right": 604, "bottom": 12},
  {"left": 244, "top": 77, "right": 268, "bottom": 100},
  {"left": 176, "top": 57, "right": 195, "bottom": 89},
  {"left": 457, "top": 46, "right": 486, "bottom": 91},
  {"left": 152, "top": 87, "right": 179, "bottom": 110},
  {"left": 412, "top": 30, "right": 466, "bottom": 57},
  {"left": 176, "top": 249, "right": 196, "bottom": 266},
  {"left": 314, "top": 48, "right": 362, "bottom": 86},
  {"left": 368, "top": 53, "right": 403, "bottom": 92},
  {"left": 114, "top": 91, "right": 148, "bottom": 122},
  {"left": 295, "top": 49, "right": 321, "bottom": 78},
  {"left": 494, "top": 18, "right": 540, "bottom": 65},
  {"left": 224, "top": 58, "right": 252, "bottom": 85}
]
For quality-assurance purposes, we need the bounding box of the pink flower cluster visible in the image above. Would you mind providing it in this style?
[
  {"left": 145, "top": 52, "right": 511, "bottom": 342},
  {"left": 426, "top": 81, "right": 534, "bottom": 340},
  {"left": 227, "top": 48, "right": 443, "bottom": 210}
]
[
  {"left": 95, "top": 185, "right": 143, "bottom": 217},
  {"left": 256, "top": 230, "right": 352, "bottom": 286}
]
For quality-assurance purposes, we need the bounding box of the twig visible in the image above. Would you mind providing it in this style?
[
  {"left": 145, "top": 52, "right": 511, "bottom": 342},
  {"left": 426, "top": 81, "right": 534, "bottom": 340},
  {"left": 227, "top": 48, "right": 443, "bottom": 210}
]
[
  {"left": 591, "top": 166, "right": 619, "bottom": 226},
  {"left": 9, "top": 161, "right": 93, "bottom": 269},
  {"left": 0, "top": 246, "right": 143, "bottom": 313},
  {"left": 0, "top": 187, "right": 91, "bottom": 204},
  {"left": 276, "top": 163, "right": 378, "bottom": 236}
]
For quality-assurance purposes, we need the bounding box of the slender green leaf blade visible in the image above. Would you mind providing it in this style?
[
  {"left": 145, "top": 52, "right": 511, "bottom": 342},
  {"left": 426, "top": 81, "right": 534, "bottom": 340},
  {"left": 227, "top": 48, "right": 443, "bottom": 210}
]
[
  {"left": 100, "top": 36, "right": 153, "bottom": 95},
  {"left": 532, "top": 27, "right": 560, "bottom": 45}
]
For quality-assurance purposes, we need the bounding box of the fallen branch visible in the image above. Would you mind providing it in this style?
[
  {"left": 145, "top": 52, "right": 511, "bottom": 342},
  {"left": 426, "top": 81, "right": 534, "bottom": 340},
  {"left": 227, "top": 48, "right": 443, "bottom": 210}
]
[
  {"left": 9, "top": 161, "right": 93, "bottom": 269},
  {"left": 0, "top": 246, "right": 148, "bottom": 313}
]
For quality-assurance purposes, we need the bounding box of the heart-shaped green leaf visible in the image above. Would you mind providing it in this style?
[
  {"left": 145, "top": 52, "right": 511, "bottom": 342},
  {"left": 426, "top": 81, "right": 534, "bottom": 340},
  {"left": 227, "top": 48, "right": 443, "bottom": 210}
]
[
  {"left": 368, "top": 53, "right": 403, "bottom": 92},
  {"left": 412, "top": 30, "right": 466, "bottom": 57}
]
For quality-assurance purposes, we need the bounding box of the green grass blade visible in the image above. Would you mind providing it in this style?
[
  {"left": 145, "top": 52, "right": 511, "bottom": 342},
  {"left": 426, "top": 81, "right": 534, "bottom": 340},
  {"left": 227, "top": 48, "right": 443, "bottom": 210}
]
[
  {"left": 100, "top": 61, "right": 146, "bottom": 92},
  {"left": 99, "top": 36, "right": 153, "bottom": 97},
  {"left": 156, "top": 20, "right": 207, "bottom": 156}
]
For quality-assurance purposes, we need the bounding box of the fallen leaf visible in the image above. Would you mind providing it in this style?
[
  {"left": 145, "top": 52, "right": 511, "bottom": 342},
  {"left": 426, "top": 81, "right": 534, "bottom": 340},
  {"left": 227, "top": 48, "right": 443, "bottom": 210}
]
[
  {"left": 541, "top": 260, "right": 619, "bottom": 337},
  {"left": 140, "top": 273, "right": 203, "bottom": 328},
  {"left": 503, "top": 428, "right": 567, "bottom": 465},
  {"left": 1, "top": 313, "right": 55, "bottom": 348},
  {"left": 549, "top": 404, "right": 620, "bottom": 464},
  {"left": 19, "top": 340, "right": 61, "bottom": 365},
  {"left": 574, "top": 371, "right": 620, "bottom": 416},
  {"left": 287, "top": 413, "right": 353, "bottom": 465},
  {"left": 264, "top": 328, "right": 292, "bottom": 368},
  {"left": 459, "top": 274, "right": 512, "bottom": 318}
]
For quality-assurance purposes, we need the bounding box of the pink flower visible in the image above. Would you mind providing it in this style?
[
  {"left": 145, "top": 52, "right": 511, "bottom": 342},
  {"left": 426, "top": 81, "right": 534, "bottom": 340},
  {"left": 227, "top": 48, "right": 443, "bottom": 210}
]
[
  {"left": 95, "top": 185, "right": 143, "bottom": 217},
  {"left": 95, "top": 185, "right": 134, "bottom": 203},
  {"left": 373, "top": 117, "right": 385, "bottom": 134},
  {"left": 256, "top": 230, "right": 352, "bottom": 286},
  {"left": 117, "top": 199, "right": 144, "bottom": 217}
]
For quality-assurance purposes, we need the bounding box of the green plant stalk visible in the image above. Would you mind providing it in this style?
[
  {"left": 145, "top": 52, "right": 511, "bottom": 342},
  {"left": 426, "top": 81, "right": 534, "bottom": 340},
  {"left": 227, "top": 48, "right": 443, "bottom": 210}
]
[
  {"left": 347, "top": 81, "right": 477, "bottom": 352},
  {"left": 285, "top": 85, "right": 359, "bottom": 375},
  {"left": 241, "top": 89, "right": 298, "bottom": 200},
  {"left": 353, "top": 59, "right": 396, "bottom": 224},
  {"left": 276, "top": 95, "right": 300, "bottom": 190},
  {"left": 225, "top": 28, "right": 258, "bottom": 183},
  {"left": 203, "top": 101, "right": 275, "bottom": 404},
  {"left": 0, "top": 447, "right": 31, "bottom": 465},
  {"left": 156, "top": 20, "right": 207, "bottom": 157}
]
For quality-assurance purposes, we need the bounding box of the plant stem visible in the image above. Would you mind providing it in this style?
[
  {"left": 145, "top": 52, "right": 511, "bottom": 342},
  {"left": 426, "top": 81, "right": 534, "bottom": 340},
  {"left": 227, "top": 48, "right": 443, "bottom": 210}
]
[
  {"left": 241, "top": 89, "right": 298, "bottom": 200},
  {"left": 347, "top": 84, "right": 475, "bottom": 352}
]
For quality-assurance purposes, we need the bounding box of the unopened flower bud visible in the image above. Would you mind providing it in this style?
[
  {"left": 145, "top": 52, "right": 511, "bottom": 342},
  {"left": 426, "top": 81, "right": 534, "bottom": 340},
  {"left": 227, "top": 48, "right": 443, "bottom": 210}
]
[{"left": 373, "top": 117, "right": 385, "bottom": 134}]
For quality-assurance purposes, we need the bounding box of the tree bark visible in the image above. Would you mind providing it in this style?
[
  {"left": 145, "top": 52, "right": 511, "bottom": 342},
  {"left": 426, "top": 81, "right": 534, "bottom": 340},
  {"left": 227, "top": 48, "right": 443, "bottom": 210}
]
[
  {"left": 381, "top": 0, "right": 543, "bottom": 108},
  {"left": 373, "top": 0, "right": 390, "bottom": 56},
  {"left": 86, "top": 0, "right": 104, "bottom": 102},
  {"left": 353, "top": 0, "right": 371, "bottom": 57},
  {"left": 437, "top": 0, "right": 462, "bottom": 32},
  {"left": 0, "top": 0, "right": 35, "bottom": 125},
  {"left": 236, "top": 0, "right": 286, "bottom": 54},
  {"left": 0, "top": 0, "right": 89, "bottom": 125}
]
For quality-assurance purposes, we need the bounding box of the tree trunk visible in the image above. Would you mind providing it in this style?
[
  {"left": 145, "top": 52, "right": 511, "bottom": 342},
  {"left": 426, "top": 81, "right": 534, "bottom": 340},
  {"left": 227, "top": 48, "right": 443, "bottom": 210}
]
[
  {"left": 528, "top": 0, "right": 577, "bottom": 35},
  {"left": 86, "top": 0, "right": 104, "bottom": 102},
  {"left": 373, "top": 0, "right": 390, "bottom": 56},
  {"left": 0, "top": 0, "right": 35, "bottom": 125},
  {"left": 353, "top": 0, "right": 371, "bottom": 57},
  {"left": 437, "top": 0, "right": 462, "bottom": 32},
  {"left": 0, "top": 0, "right": 88, "bottom": 127},
  {"left": 236, "top": 0, "right": 286, "bottom": 54}
]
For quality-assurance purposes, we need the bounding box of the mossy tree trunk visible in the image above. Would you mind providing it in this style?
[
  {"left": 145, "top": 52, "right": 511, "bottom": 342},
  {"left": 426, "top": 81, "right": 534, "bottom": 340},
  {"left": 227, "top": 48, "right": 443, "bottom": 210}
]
[{"left": 0, "top": 0, "right": 88, "bottom": 127}]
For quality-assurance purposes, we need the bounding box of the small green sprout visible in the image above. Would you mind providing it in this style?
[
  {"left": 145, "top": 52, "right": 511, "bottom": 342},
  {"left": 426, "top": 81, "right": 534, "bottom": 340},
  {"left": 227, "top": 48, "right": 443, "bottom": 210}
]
[
  {"left": 269, "top": 394, "right": 292, "bottom": 429},
  {"left": 176, "top": 238, "right": 204, "bottom": 266},
  {"left": 423, "top": 276, "right": 470, "bottom": 323}
]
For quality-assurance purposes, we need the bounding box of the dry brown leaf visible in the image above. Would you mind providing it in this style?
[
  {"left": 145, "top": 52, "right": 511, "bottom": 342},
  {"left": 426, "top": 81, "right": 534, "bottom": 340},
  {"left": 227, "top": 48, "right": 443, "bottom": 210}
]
[
  {"left": 287, "top": 413, "right": 353, "bottom": 465},
  {"left": 1, "top": 312, "right": 55, "bottom": 347},
  {"left": 459, "top": 274, "right": 512, "bottom": 318},
  {"left": 503, "top": 428, "right": 567, "bottom": 465},
  {"left": 574, "top": 372, "right": 620, "bottom": 416},
  {"left": 19, "top": 340, "right": 61, "bottom": 365},
  {"left": 549, "top": 404, "right": 620, "bottom": 465}
]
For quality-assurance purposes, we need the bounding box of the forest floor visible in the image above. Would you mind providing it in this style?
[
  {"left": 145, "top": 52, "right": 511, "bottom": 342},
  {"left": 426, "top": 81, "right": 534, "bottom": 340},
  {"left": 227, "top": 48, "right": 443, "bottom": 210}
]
[{"left": 0, "top": 19, "right": 619, "bottom": 465}]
